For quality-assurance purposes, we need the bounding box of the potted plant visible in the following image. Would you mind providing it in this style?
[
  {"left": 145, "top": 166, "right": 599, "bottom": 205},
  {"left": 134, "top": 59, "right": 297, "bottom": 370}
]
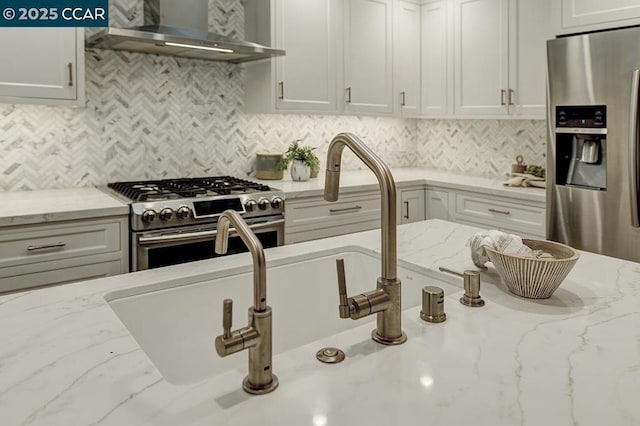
[{"left": 277, "top": 140, "right": 320, "bottom": 181}]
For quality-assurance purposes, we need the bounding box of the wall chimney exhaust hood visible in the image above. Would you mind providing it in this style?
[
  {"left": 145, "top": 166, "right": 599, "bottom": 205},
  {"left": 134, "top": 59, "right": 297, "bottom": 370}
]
[{"left": 86, "top": 0, "right": 284, "bottom": 64}]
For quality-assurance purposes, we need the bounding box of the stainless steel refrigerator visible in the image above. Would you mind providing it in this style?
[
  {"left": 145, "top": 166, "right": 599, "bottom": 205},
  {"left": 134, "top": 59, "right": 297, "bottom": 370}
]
[{"left": 547, "top": 26, "right": 640, "bottom": 263}]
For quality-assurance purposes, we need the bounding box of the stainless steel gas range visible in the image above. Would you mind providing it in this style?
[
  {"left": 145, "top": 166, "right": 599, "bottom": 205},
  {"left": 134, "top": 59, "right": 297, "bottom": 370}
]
[{"left": 107, "top": 176, "right": 285, "bottom": 271}]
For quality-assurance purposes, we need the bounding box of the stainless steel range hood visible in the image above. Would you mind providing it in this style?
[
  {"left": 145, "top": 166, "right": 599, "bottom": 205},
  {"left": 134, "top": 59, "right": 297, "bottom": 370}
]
[{"left": 86, "top": 0, "right": 284, "bottom": 64}]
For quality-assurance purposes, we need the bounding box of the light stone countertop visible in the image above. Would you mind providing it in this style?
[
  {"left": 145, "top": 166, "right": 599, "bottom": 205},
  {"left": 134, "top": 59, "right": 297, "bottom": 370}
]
[
  {"left": 1, "top": 219, "right": 638, "bottom": 426},
  {"left": 259, "top": 168, "right": 546, "bottom": 203},
  {"left": 0, "top": 187, "right": 129, "bottom": 228}
]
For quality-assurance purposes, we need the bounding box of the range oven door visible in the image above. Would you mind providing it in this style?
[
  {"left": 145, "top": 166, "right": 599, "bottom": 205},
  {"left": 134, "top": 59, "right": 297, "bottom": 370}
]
[{"left": 132, "top": 218, "right": 284, "bottom": 271}]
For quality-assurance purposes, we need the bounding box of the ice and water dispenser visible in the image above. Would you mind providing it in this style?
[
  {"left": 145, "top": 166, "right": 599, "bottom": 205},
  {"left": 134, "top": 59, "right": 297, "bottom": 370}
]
[{"left": 555, "top": 105, "right": 607, "bottom": 190}]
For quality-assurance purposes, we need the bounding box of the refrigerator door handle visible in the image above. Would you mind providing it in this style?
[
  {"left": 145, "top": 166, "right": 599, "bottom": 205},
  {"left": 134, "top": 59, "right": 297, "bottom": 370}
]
[{"left": 630, "top": 69, "right": 640, "bottom": 227}]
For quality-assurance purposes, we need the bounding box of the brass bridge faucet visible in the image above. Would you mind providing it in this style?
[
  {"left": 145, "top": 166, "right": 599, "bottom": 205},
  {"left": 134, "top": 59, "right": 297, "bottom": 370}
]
[
  {"left": 213, "top": 210, "right": 278, "bottom": 395},
  {"left": 325, "top": 132, "right": 407, "bottom": 345}
]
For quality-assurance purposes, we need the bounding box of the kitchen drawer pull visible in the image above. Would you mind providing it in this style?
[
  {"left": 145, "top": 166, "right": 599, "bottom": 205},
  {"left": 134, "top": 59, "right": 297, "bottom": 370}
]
[
  {"left": 329, "top": 205, "right": 362, "bottom": 214},
  {"left": 346, "top": 87, "right": 352, "bottom": 103},
  {"left": 400, "top": 91, "right": 406, "bottom": 106},
  {"left": 278, "top": 81, "right": 284, "bottom": 99},
  {"left": 403, "top": 201, "right": 409, "bottom": 219},
  {"left": 431, "top": 197, "right": 442, "bottom": 201},
  {"left": 508, "top": 89, "right": 515, "bottom": 106},
  {"left": 68, "top": 63, "right": 73, "bottom": 86},
  {"left": 488, "top": 208, "right": 511, "bottom": 215},
  {"left": 27, "top": 242, "right": 67, "bottom": 251},
  {"left": 500, "top": 89, "right": 507, "bottom": 106}
]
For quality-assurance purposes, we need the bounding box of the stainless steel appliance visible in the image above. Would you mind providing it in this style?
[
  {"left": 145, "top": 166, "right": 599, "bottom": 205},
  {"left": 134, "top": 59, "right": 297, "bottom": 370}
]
[
  {"left": 107, "top": 176, "right": 285, "bottom": 271},
  {"left": 547, "top": 27, "right": 640, "bottom": 262}
]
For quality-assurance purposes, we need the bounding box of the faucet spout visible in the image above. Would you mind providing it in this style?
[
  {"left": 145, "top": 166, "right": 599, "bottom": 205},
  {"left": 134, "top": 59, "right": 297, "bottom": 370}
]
[
  {"left": 216, "top": 210, "right": 267, "bottom": 312},
  {"left": 324, "top": 133, "right": 406, "bottom": 345},
  {"left": 324, "top": 132, "right": 397, "bottom": 280}
]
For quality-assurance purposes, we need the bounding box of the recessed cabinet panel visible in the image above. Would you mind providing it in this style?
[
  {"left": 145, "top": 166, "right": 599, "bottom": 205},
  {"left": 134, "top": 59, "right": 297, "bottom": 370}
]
[
  {"left": 562, "top": 0, "right": 640, "bottom": 28},
  {"left": 275, "top": 0, "right": 338, "bottom": 112},
  {"left": 0, "top": 28, "right": 81, "bottom": 103},
  {"left": 395, "top": 0, "right": 421, "bottom": 117},
  {"left": 344, "top": 0, "right": 394, "bottom": 114},
  {"left": 454, "top": 0, "right": 509, "bottom": 115},
  {"left": 421, "top": 0, "right": 451, "bottom": 116},
  {"left": 426, "top": 189, "right": 450, "bottom": 220}
]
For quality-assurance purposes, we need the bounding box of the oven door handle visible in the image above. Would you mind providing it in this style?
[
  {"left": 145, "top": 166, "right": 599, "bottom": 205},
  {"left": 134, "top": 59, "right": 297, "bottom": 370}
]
[{"left": 138, "top": 219, "right": 285, "bottom": 245}]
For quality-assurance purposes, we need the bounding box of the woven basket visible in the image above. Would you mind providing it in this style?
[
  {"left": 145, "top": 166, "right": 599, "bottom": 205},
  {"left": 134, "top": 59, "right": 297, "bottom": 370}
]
[{"left": 484, "top": 239, "right": 579, "bottom": 299}]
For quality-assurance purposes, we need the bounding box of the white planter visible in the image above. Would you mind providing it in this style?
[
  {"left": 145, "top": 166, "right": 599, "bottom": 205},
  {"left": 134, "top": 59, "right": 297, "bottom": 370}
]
[{"left": 290, "top": 159, "right": 311, "bottom": 181}]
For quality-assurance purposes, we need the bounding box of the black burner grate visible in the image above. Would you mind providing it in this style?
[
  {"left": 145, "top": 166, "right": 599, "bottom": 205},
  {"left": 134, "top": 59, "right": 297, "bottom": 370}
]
[{"left": 108, "top": 176, "right": 272, "bottom": 201}]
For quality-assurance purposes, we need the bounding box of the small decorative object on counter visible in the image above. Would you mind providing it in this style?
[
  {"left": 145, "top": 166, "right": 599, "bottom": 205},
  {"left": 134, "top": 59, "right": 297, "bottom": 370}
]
[
  {"left": 277, "top": 140, "right": 320, "bottom": 182},
  {"left": 255, "top": 153, "right": 284, "bottom": 180},
  {"left": 511, "top": 155, "right": 527, "bottom": 174}
]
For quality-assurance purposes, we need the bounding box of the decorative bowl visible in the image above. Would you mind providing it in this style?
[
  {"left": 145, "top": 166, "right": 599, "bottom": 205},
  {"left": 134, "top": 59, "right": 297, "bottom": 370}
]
[{"left": 484, "top": 239, "right": 579, "bottom": 299}]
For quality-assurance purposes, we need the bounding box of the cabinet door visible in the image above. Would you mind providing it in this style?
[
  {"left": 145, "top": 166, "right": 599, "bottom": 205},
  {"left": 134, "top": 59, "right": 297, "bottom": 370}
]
[
  {"left": 426, "top": 189, "right": 450, "bottom": 220},
  {"left": 421, "top": 0, "right": 452, "bottom": 116},
  {"left": 401, "top": 189, "right": 426, "bottom": 224},
  {"left": 508, "top": 0, "right": 552, "bottom": 117},
  {"left": 275, "top": 0, "right": 339, "bottom": 112},
  {"left": 0, "top": 28, "right": 81, "bottom": 103},
  {"left": 395, "top": 0, "right": 421, "bottom": 117},
  {"left": 344, "top": 0, "right": 394, "bottom": 114},
  {"left": 453, "top": 0, "right": 509, "bottom": 115},
  {"left": 561, "top": 0, "right": 640, "bottom": 29}
]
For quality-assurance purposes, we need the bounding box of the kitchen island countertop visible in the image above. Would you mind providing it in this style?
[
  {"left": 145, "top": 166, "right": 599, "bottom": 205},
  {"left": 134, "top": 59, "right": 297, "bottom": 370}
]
[{"left": 1, "top": 219, "right": 638, "bottom": 425}]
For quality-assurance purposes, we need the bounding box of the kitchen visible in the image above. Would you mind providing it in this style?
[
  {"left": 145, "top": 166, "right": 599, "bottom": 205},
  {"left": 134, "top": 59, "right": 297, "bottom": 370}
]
[{"left": 1, "top": 0, "right": 640, "bottom": 425}]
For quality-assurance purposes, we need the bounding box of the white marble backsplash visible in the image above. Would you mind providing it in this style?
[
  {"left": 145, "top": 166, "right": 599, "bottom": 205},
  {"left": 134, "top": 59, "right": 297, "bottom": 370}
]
[{"left": 0, "top": 0, "right": 547, "bottom": 192}]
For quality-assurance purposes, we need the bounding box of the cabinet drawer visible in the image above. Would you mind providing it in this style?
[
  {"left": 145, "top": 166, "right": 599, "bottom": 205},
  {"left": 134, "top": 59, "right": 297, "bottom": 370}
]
[
  {"left": 454, "top": 192, "right": 545, "bottom": 235},
  {"left": 285, "top": 192, "right": 381, "bottom": 233},
  {"left": 0, "top": 260, "right": 122, "bottom": 294},
  {"left": 0, "top": 219, "right": 123, "bottom": 269}
]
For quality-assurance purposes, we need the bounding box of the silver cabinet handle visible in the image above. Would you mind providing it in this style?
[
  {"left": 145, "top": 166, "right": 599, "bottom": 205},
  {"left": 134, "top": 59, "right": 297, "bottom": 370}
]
[
  {"left": 68, "top": 63, "right": 73, "bottom": 87},
  {"left": 431, "top": 197, "right": 442, "bottom": 201},
  {"left": 403, "top": 201, "right": 409, "bottom": 219},
  {"left": 508, "top": 89, "right": 515, "bottom": 106},
  {"left": 27, "top": 242, "right": 66, "bottom": 251},
  {"left": 488, "top": 208, "right": 511, "bottom": 215},
  {"left": 278, "top": 81, "right": 284, "bottom": 100},
  {"left": 630, "top": 69, "right": 640, "bottom": 227},
  {"left": 329, "top": 205, "right": 362, "bottom": 214},
  {"left": 346, "top": 87, "right": 351, "bottom": 103},
  {"left": 500, "top": 89, "right": 506, "bottom": 106},
  {"left": 400, "top": 91, "right": 406, "bottom": 106}
]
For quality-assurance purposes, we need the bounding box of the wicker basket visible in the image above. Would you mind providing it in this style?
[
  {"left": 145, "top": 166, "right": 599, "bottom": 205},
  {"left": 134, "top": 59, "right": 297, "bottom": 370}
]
[{"left": 484, "top": 239, "right": 579, "bottom": 299}]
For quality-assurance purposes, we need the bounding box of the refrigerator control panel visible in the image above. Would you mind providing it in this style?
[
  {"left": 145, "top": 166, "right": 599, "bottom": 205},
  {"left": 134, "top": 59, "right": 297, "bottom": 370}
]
[{"left": 556, "top": 105, "right": 606, "bottom": 128}]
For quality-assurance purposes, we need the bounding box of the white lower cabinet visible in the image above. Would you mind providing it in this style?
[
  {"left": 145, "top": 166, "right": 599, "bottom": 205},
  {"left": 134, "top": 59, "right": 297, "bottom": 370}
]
[
  {"left": 400, "top": 188, "right": 426, "bottom": 224},
  {"left": 426, "top": 186, "right": 545, "bottom": 238},
  {"left": 0, "top": 216, "right": 128, "bottom": 293}
]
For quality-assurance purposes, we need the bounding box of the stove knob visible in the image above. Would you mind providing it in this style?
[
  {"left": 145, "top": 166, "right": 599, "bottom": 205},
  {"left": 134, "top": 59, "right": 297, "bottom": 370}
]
[
  {"left": 258, "top": 198, "right": 270, "bottom": 210},
  {"left": 176, "top": 205, "right": 191, "bottom": 220},
  {"left": 270, "top": 196, "right": 283, "bottom": 209},
  {"left": 159, "top": 208, "right": 174, "bottom": 221},
  {"left": 245, "top": 199, "right": 257, "bottom": 212},
  {"left": 141, "top": 209, "right": 157, "bottom": 223}
]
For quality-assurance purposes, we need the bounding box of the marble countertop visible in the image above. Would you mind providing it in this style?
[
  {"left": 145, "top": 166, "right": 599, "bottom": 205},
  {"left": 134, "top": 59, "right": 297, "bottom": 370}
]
[
  {"left": 259, "top": 168, "right": 546, "bottom": 203},
  {"left": 0, "top": 187, "right": 129, "bottom": 228},
  {"left": 1, "top": 219, "right": 638, "bottom": 425}
]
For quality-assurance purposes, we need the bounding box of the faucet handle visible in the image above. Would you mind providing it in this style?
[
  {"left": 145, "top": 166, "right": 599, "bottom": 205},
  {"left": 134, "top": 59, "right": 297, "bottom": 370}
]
[
  {"left": 336, "top": 259, "right": 351, "bottom": 318},
  {"left": 222, "top": 298, "right": 233, "bottom": 338}
]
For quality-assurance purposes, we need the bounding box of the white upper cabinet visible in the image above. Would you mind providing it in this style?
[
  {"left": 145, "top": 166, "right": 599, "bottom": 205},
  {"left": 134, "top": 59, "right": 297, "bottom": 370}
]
[
  {"left": 451, "top": 0, "right": 550, "bottom": 118},
  {"left": 556, "top": 0, "right": 640, "bottom": 35},
  {"left": 508, "top": 0, "right": 552, "bottom": 117},
  {"left": 394, "top": 0, "right": 421, "bottom": 117},
  {"left": 244, "top": 0, "right": 340, "bottom": 114},
  {"left": 343, "top": 0, "right": 394, "bottom": 115},
  {"left": 0, "top": 28, "right": 84, "bottom": 106},
  {"left": 453, "top": 0, "right": 509, "bottom": 116},
  {"left": 421, "top": 0, "right": 453, "bottom": 116}
]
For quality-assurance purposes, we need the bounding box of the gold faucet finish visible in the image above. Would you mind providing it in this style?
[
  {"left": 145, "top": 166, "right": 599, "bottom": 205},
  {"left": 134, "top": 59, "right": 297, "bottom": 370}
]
[
  {"left": 213, "top": 210, "right": 278, "bottom": 395},
  {"left": 326, "top": 133, "right": 407, "bottom": 345}
]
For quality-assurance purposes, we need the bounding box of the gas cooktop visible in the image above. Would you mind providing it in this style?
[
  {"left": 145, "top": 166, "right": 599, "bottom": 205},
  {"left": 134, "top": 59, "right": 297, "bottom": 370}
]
[{"left": 107, "top": 176, "right": 273, "bottom": 202}]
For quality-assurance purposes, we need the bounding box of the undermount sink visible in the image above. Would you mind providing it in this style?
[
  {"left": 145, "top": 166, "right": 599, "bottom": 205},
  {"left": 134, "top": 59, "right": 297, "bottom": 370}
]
[{"left": 105, "top": 246, "right": 455, "bottom": 385}]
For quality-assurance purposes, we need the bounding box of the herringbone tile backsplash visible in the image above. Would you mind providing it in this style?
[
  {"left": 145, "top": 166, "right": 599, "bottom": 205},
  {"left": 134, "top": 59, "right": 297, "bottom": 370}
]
[{"left": 0, "top": 0, "right": 546, "bottom": 192}]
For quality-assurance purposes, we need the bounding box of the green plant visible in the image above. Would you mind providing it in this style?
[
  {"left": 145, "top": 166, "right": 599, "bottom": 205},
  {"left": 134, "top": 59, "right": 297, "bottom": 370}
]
[{"left": 276, "top": 140, "right": 320, "bottom": 171}]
